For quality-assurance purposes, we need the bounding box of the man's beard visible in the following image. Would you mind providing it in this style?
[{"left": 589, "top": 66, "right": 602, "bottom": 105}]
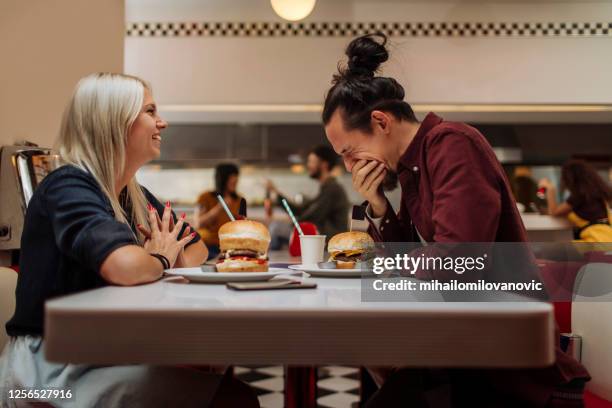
[
  {"left": 381, "top": 170, "right": 399, "bottom": 191},
  {"left": 309, "top": 168, "right": 322, "bottom": 180}
]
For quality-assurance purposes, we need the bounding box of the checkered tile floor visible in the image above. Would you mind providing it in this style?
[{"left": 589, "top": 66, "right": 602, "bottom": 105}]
[{"left": 235, "top": 366, "right": 361, "bottom": 408}]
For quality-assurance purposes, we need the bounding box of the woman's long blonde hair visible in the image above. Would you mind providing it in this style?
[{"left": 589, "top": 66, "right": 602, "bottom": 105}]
[{"left": 57, "top": 72, "right": 151, "bottom": 241}]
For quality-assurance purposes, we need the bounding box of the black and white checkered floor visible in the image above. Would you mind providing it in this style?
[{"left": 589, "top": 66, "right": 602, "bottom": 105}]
[{"left": 234, "top": 366, "right": 361, "bottom": 408}]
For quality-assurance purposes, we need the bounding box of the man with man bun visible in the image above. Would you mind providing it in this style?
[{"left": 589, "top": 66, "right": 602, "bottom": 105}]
[{"left": 322, "top": 32, "right": 589, "bottom": 408}]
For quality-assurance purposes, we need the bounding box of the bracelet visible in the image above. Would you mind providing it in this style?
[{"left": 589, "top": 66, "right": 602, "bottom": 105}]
[{"left": 150, "top": 253, "right": 170, "bottom": 270}]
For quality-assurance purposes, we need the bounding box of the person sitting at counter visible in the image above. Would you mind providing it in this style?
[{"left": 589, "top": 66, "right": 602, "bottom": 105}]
[
  {"left": 539, "top": 159, "right": 612, "bottom": 242},
  {"left": 195, "top": 163, "right": 246, "bottom": 260},
  {"left": 322, "top": 33, "right": 589, "bottom": 407},
  {"left": 511, "top": 166, "right": 542, "bottom": 213},
  {"left": 0, "top": 73, "right": 258, "bottom": 407},
  {"left": 265, "top": 145, "right": 350, "bottom": 239}
]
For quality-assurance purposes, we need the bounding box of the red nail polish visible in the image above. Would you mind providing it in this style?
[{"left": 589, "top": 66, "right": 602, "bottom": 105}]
[
  {"left": 166, "top": 201, "right": 170, "bottom": 208},
  {"left": 190, "top": 232, "right": 196, "bottom": 238},
  {"left": 137, "top": 224, "right": 142, "bottom": 228},
  {"left": 180, "top": 212, "right": 186, "bottom": 219},
  {"left": 147, "top": 203, "right": 153, "bottom": 211}
]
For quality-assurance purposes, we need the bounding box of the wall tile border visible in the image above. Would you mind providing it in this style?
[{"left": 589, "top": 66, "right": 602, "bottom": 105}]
[{"left": 127, "top": 21, "right": 612, "bottom": 38}]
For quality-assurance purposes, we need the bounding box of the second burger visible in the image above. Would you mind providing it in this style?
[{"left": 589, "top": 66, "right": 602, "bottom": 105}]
[{"left": 327, "top": 231, "right": 375, "bottom": 269}]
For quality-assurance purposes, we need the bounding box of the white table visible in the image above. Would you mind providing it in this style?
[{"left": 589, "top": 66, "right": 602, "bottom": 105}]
[{"left": 44, "top": 275, "right": 555, "bottom": 368}]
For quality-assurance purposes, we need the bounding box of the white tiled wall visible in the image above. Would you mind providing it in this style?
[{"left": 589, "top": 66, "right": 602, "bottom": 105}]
[{"left": 136, "top": 166, "right": 402, "bottom": 209}]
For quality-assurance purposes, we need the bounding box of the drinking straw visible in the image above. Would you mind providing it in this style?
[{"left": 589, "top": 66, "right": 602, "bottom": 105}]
[
  {"left": 216, "top": 194, "right": 236, "bottom": 221},
  {"left": 281, "top": 198, "right": 304, "bottom": 236}
]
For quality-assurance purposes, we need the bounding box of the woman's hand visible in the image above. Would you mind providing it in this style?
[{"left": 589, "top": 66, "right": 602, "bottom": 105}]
[
  {"left": 171, "top": 226, "right": 195, "bottom": 268},
  {"left": 139, "top": 222, "right": 194, "bottom": 267},
  {"left": 140, "top": 217, "right": 207, "bottom": 268},
  {"left": 352, "top": 159, "right": 388, "bottom": 217},
  {"left": 141, "top": 203, "right": 194, "bottom": 268}
]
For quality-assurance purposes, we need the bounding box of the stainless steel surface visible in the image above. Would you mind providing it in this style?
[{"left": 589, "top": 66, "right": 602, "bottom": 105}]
[
  {"left": 154, "top": 123, "right": 327, "bottom": 165},
  {"left": 151, "top": 123, "right": 612, "bottom": 167},
  {"left": 492, "top": 147, "right": 522, "bottom": 163},
  {"left": 0, "top": 145, "right": 58, "bottom": 251}
]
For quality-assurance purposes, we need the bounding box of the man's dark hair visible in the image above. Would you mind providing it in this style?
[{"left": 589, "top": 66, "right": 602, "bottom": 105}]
[
  {"left": 322, "top": 32, "right": 417, "bottom": 132},
  {"left": 311, "top": 145, "right": 339, "bottom": 170}
]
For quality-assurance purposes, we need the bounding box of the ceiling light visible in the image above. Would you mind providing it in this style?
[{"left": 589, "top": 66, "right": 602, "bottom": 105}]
[{"left": 270, "top": 0, "right": 316, "bottom": 21}]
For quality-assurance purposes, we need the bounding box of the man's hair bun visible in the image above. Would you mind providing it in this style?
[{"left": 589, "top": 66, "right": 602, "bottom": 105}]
[
  {"left": 345, "top": 32, "right": 389, "bottom": 78},
  {"left": 323, "top": 32, "right": 417, "bottom": 130}
]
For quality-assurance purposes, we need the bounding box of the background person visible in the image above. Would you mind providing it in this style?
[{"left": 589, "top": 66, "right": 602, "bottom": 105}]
[
  {"left": 511, "top": 166, "right": 540, "bottom": 213},
  {"left": 539, "top": 159, "right": 612, "bottom": 242},
  {"left": 195, "top": 163, "right": 246, "bottom": 259},
  {"left": 266, "top": 145, "right": 350, "bottom": 240}
]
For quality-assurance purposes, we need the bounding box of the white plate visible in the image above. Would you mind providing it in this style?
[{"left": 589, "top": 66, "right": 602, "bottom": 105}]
[
  {"left": 288, "top": 264, "right": 368, "bottom": 277},
  {"left": 165, "top": 267, "right": 296, "bottom": 283}
]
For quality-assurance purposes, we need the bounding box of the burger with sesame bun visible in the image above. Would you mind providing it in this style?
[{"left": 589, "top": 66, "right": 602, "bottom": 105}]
[
  {"left": 327, "top": 231, "right": 375, "bottom": 269},
  {"left": 216, "top": 220, "right": 271, "bottom": 272}
]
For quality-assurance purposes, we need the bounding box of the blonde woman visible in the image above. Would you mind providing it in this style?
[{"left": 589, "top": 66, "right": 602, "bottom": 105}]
[{"left": 0, "top": 73, "right": 258, "bottom": 407}]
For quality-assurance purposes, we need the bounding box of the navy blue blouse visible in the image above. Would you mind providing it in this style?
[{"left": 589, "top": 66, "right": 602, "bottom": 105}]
[{"left": 6, "top": 165, "right": 200, "bottom": 336}]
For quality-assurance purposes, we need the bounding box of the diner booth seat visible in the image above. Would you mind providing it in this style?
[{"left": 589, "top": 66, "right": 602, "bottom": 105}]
[
  {"left": 572, "top": 263, "right": 612, "bottom": 407},
  {"left": 0, "top": 266, "right": 18, "bottom": 350}
]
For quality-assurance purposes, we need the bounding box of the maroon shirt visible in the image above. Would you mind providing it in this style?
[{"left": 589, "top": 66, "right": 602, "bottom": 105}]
[
  {"left": 372, "top": 112, "right": 526, "bottom": 244},
  {"left": 368, "top": 113, "right": 589, "bottom": 405}
]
